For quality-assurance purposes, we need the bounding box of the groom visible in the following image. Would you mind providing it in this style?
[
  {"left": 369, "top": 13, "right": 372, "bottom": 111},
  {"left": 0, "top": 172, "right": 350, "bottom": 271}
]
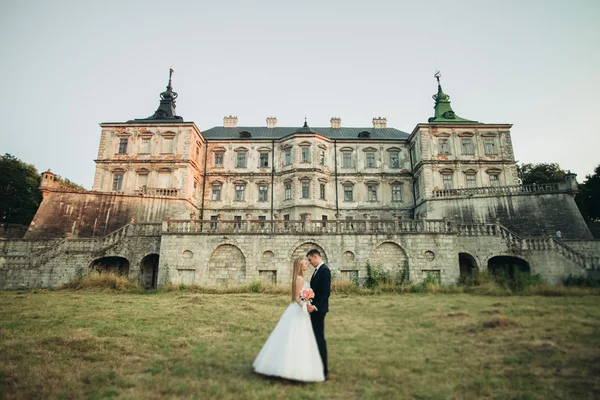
[{"left": 306, "top": 249, "right": 330, "bottom": 380}]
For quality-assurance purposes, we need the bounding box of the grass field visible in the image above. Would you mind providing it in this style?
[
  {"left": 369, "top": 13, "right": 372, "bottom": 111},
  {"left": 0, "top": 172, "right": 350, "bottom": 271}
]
[{"left": 1, "top": 290, "right": 599, "bottom": 399}]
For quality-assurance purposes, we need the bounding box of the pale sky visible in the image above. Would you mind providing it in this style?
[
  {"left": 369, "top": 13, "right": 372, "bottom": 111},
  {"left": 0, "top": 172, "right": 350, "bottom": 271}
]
[{"left": 1, "top": 0, "right": 599, "bottom": 188}]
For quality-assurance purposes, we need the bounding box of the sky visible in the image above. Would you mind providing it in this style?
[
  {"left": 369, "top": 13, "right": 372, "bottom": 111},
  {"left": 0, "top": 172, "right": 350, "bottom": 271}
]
[{"left": 1, "top": 0, "right": 599, "bottom": 188}]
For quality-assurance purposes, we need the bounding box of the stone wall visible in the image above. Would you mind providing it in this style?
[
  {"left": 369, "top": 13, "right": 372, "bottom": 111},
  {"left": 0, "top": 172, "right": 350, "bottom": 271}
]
[
  {"left": 26, "top": 190, "right": 198, "bottom": 239},
  {"left": 420, "top": 192, "right": 592, "bottom": 240},
  {"left": 1, "top": 224, "right": 590, "bottom": 289}
]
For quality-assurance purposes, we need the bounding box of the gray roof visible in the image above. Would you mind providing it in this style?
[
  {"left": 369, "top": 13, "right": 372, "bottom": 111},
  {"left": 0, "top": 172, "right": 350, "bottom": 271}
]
[{"left": 201, "top": 126, "right": 410, "bottom": 140}]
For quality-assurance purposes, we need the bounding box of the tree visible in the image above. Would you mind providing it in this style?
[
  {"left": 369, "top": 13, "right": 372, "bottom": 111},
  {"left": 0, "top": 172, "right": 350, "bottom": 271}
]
[
  {"left": 576, "top": 164, "right": 600, "bottom": 223},
  {"left": 0, "top": 154, "right": 43, "bottom": 225},
  {"left": 517, "top": 162, "right": 566, "bottom": 185}
]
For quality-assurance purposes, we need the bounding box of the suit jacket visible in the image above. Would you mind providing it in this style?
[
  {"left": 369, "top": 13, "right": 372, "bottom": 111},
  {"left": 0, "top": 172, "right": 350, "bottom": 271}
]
[{"left": 310, "top": 264, "right": 331, "bottom": 314}]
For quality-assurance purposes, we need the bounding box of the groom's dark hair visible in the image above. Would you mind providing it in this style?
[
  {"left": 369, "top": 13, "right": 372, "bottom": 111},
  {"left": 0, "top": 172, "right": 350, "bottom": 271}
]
[{"left": 306, "top": 249, "right": 321, "bottom": 258}]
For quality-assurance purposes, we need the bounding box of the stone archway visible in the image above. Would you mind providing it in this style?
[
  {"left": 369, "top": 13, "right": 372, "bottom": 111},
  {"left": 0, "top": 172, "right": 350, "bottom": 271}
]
[
  {"left": 371, "top": 242, "right": 408, "bottom": 272},
  {"left": 140, "top": 254, "right": 159, "bottom": 289},
  {"left": 89, "top": 256, "right": 130, "bottom": 276},
  {"left": 207, "top": 244, "right": 246, "bottom": 285},
  {"left": 459, "top": 253, "right": 478, "bottom": 276},
  {"left": 487, "top": 256, "right": 530, "bottom": 277}
]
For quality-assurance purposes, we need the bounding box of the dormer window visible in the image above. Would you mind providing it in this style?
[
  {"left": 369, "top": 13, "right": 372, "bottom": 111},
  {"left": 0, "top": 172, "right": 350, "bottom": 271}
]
[
  {"left": 239, "top": 131, "right": 252, "bottom": 138},
  {"left": 358, "top": 131, "right": 371, "bottom": 138}
]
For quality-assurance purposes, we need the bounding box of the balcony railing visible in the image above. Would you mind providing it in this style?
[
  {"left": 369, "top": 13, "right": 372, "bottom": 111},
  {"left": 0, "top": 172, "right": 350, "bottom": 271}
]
[
  {"left": 432, "top": 183, "right": 561, "bottom": 198},
  {"left": 135, "top": 187, "right": 181, "bottom": 198},
  {"left": 162, "top": 219, "right": 454, "bottom": 235}
]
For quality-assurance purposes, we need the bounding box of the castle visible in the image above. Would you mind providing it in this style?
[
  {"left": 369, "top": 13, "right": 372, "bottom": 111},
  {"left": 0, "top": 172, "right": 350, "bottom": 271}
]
[{"left": 1, "top": 70, "right": 597, "bottom": 289}]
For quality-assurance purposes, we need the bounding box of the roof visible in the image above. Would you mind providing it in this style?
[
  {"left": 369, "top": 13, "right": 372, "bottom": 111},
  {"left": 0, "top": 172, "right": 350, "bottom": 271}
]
[{"left": 201, "top": 126, "right": 410, "bottom": 140}]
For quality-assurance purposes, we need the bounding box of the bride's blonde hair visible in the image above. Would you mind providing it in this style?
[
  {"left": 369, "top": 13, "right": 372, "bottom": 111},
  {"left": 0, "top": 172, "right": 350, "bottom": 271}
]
[{"left": 291, "top": 257, "right": 305, "bottom": 302}]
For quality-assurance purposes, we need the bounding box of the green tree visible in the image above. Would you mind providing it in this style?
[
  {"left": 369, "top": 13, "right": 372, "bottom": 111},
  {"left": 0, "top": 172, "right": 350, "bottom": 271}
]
[
  {"left": 576, "top": 164, "right": 600, "bottom": 223},
  {"left": 0, "top": 154, "right": 43, "bottom": 225},
  {"left": 517, "top": 162, "right": 565, "bottom": 185}
]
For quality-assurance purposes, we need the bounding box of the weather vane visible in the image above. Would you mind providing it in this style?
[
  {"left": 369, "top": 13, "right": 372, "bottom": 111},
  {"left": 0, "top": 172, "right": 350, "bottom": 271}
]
[{"left": 434, "top": 70, "right": 441, "bottom": 84}]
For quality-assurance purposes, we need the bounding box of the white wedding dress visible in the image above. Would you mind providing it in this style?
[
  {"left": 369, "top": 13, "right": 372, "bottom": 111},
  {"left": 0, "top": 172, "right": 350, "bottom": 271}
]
[{"left": 253, "top": 281, "right": 325, "bottom": 382}]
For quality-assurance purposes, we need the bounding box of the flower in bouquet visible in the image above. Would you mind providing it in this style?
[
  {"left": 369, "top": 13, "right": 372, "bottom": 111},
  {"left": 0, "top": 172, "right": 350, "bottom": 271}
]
[{"left": 300, "top": 288, "right": 314, "bottom": 304}]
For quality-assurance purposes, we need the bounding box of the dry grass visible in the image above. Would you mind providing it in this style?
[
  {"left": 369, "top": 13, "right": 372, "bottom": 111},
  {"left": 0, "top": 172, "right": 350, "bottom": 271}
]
[
  {"left": 61, "top": 271, "right": 143, "bottom": 292},
  {"left": 1, "top": 291, "right": 599, "bottom": 399}
]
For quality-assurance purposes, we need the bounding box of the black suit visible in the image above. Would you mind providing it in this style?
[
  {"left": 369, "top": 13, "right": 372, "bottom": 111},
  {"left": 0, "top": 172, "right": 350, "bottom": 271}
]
[{"left": 310, "top": 263, "right": 330, "bottom": 378}]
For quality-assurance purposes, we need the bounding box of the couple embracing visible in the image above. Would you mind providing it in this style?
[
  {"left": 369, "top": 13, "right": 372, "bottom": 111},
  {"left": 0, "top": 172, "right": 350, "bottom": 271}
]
[{"left": 253, "top": 249, "right": 330, "bottom": 382}]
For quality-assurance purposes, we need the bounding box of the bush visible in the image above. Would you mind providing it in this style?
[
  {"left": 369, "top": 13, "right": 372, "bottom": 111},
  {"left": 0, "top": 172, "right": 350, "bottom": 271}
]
[
  {"left": 248, "top": 281, "right": 262, "bottom": 293},
  {"left": 61, "top": 271, "right": 142, "bottom": 292},
  {"left": 563, "top": 274, "right": 600, "bottom": 288}
]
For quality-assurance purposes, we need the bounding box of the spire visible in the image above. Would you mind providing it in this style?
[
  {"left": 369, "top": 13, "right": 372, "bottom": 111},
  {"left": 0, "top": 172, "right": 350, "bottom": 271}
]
[
  {"left": 129, "top": 68, "right": 184, "bottom": 123},
  {"left": 295, "top": 116, "right": 316, "bottom": 133},
  {"left": 427, "top": 71, "right": 478, "bottom": 124}
]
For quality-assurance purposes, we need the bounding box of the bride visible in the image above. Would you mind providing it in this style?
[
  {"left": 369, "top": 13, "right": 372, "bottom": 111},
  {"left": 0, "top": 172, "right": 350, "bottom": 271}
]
[{"left": 252, "top": 257, "right": 325, "bottom": 382}]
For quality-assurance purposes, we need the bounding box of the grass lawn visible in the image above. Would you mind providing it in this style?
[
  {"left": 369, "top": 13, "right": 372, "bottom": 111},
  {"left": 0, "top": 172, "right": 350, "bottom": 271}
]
[{"left": 1, "top": 290, "right": 599, "bottom": 399}]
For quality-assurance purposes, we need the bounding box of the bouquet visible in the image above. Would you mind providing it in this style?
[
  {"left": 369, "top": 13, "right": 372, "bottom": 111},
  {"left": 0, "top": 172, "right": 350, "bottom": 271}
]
[{"left": 300, "top": 288, "right": 314, "bottom": 305}]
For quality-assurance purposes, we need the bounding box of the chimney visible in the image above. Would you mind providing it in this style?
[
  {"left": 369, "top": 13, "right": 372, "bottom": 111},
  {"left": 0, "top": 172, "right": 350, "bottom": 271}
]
[
  {"left": 266, "top": 117, "right": 277, "bottom": 128},
  {"left": 223, "top": 115, "right": 238, "bottom": 128},
  {"left": 373, "top": 117, "right": 387, "bottom": 129},
  {"left": 330, "top": 117, "right": 341, "bottom": 129}
]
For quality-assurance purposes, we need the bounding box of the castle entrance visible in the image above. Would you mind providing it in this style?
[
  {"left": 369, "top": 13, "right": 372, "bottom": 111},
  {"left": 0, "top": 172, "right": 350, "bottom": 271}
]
[{"left": 140, "top": 254, "right": 160, "bottom": 289}]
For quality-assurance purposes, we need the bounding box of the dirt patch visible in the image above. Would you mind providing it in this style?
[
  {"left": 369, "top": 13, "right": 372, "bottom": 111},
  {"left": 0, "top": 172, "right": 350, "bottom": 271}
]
[
  {"left": 483, "top": 317, "right": 518, "bottom": 329},
  {"left": 447, "top": 312, "right": 469, "bottom": 317},
  {"left": 481, "top": 310, "right": 501, "bottom": 315}
]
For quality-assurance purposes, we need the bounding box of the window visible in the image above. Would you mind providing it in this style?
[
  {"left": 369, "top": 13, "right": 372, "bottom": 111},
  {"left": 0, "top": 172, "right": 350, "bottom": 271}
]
[
  {"left": 258, "top": 185, "right": 268, "bottom": 202},
  {"left": 141, "top": 138, "right": 151, "bottom": 154},
  {"left": 236, "top": 152, "right": 247, "bottom": 168},
  {"left": 158, "top": 172, "right": 170, "bottom": 188},
  {"left": 163, "top": 137, "right": 174, "bottom": 153},
  {"left": 342, "top": 153, "right": 352, "bottom": 168},
  {"left": 284, "top": 182, "right": 292, "bottom": 200},
  {"left": 366, "top": 152, "right": 376, "bottom": 168},
  {"left": 258, "top": 215, "right": 267, "bottom": 228},
  {"left": 466, "top": 174, "right": 477, "bottom": 188},
  {"left": 137, "top": 172, "right": 148, "bottom": 188},
  {"left": 235, "top": 184, "right": 245, "bottom": 201},
  {"left": 439, "top": 139, "right": 450, "bottom": 155},
  {"left": 367, "top": 185, "right": 377, "bottom": 201},
  {"left": 462, "top": 139, "right": 474, "bottom": 155},
  {"left": 484, "top": 139, "right": 497, "bottom": 155},
  {"left": 284, "top": 148, "right": 292, "bottom": 166},
  {"left": 442, "top": 174, "right": 453, "bottom": 190},
  {"left": 234, "top": 215, "right": 242, "bottom": 229},
  {"left": 112, "top": 173, "right": 124, "bottom": 191},
  {"left": 301, "top": 147, "right": 310, "bottom": 163},
  {"left": 410, "top": 146, "right": 417, "bottom": 164},
  {"left": 319, "top": 150, "right": 325, "bottom": 166},
  {"left": 212, "top": 184, "right": 221, "bottom": 201},
  {"left": 490, "top": 174, "right": 500, "bottom": 187},
  {"left": 390, "top": 152, "right": 399, "bottom": 169},
  {"left": 214, "top": 153, "right": 224, "bottom": 168},
  {"left": 344, "top": 186, "right": 353, "bottom": 202},
  {"left": 118, "top": 138, "right": 128, "bottom": 154},
  {"left": 195, "top": 142, "right": 201, "bottom": 162},
  {"left": 392, "top": 184, "right": 402, "bottom": 202},
  {"left": 259, "top": 153, "right": 269, "bottom": 168},
  {"left": 321, "top": 215, "right": 328, "bottom": 228},
  {"left": 193, "top": 180, "right": 198, "bottom": 198},
  {"left": 210, "top": 215, "right": 218, "bottom": 229},
  {"left": 301, "top": 181, "right": 310, "bottom": 199},
  {"left": 320, "top": 184, "right": 326, "bottom": 200}
]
